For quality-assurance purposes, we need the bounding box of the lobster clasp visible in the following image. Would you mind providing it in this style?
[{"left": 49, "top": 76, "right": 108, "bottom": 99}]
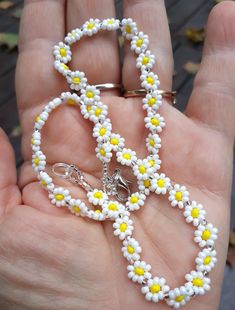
[{"left": 112, "top": 169, "right": 131, "bottom": 202}]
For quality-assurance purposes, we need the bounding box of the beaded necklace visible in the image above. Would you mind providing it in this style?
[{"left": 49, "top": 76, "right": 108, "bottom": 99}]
[{"left": 31, "top": 18, "right": 218, "bottom": 308}]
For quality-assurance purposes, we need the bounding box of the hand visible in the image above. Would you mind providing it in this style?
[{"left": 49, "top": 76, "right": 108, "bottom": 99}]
[{"left": 0, "top": 1, "right": 234, "bottom": 309}]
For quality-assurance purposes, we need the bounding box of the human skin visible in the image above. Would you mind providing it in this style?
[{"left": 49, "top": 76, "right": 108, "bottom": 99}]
[{"left": 0, "top": 0, "right": 235, "bottom": 309}]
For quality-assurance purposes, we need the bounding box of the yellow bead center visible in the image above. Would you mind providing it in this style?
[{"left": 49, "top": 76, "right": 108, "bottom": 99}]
[
  {"left": 202, "top": 229, "right": 211, "bottom": 241},
  {"left": 123, "top": 153, "right": 131, "bottom": 160},
  {"left": 150, "top": 284, "right": 161, "bottom": 294},
  {"left": 138, "top": 165, "right": 146, "bottom": 174},
  {"left": 149, "top": 139, "right": 155, "bottom": 147},
  {"left": 108, "top": 203, "right": 118, "bottom": 211},
  {"left": 142, "top": 56, "right": 149, "bottom": 65},
  {"left": 144, "top": 179, "right": 151, "bottom": 188},
  {"left": 41, "top": 180, "right": 47, "bottom": 186},
  {"left": 125, "top": 25, "right": 132, "bottom": 34},
  {"left": 110, "top": 138, "right": 119, "bottom": 145},
  {"left": 157, "top": 179, "right": 165, "bottom": 188},
  {"left": 99, "top": 128, "right": 106, "bottom": 136},
  {"left": 72, "top": 77, "right": 81, "bottom": 84},
  {"left": 87, "top": 22, "right": 94, "bottom": 30},
  {"left": 95, "top": 108, "right": 102, "bottom": 116},
  {"left": 203, "top": 256, "right": 212, "bottom": 265},
  {"left": 59, "top": 48, "right": 67, "bottom": 57},
  {"left": 62, "top": 63, "right": 69, "bottom": 70},
  {"left": 67, "top": 98, "right": 76, "bottom": 105},
  {"left": 36, "top": 116, "right": 41, "bottom": 122},
  {"left": 175, "top": 295, "right": 184, "bottom": 302},
  {"left": 31, "top": 138, "right": 35, "bottom": 145},
  {"left": 136, "top": 38, "right": 143, "bottom": 47},
  {"left": 99, "top": 148, "right": 106, "bottom": 156},
  {"left": 191, "top": 207, "right": 199, "bottom": 218},
  {"left": 95, "top": 209, "right": 101, "bottom": 213},
  {"left": 107, "top": 19, "right": 114, "bottom": 24},
  {"left": 94, "top": 191, "right": 103, "bottom": 199},
  {"left": 127, "top": 245, "right": 135, "bottom": 254},
  {"left": 134, "top": 267, "right": 145, "bottom": 276},
  {"left": 146, "top": 76, "right": 154, "bottom": 85},
  {"left": 120, "top": 223, "right": 127, "bottom": 232},
  {"left": 34, "top": 157, "right": 40, "bottom": 166},
  {"left": 55, "top": 194, "right": 64, "bottom": 201},
  {"left": 149, "top": 159, "right": 155, "bottom": 167},
  {"left": 175, "top": 191, "right": 183, "bottom": 201},
  {"left": 148, "top": 97, "right": 156, "bottom": 106},
  {"left": 73, "top": 206, "right": 81, "bottom": 213},
  {"left": 192, "top": 278, "right": 204, "bottom": 287},
  {"left": 130, "top": 196, "right": 139, "bottom": 204},
  {"left": 151, "top": 118, "right": 160, "bottom": 126},
  {"left": 86, "top": 91, "right": 94, "bottom": 98}
]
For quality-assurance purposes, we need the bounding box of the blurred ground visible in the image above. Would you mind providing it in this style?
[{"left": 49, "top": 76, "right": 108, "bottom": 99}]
[{"left": 0, "top": 0, "right": 234, "bottom": 309}]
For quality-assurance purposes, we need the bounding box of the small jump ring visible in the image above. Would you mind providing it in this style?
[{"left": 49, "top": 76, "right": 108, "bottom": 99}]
[
  {"left": 123, "top": 89, "right": 177, "bottom": 105},
  {"left": 52, "top": 163, "right": 71, "bottom": 178}
]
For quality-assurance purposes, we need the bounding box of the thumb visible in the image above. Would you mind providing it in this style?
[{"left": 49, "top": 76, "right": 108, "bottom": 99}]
[{"left": 0, "top": 128, "right": 21, "bottom": 218}]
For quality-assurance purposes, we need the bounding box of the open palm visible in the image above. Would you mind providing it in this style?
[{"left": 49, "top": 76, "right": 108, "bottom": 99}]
[{"left": 0, "top": 1, "right": 234, "bottom": 309}]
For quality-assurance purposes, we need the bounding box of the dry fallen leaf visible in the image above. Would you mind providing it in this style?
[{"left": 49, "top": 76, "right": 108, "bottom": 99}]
[
  {"left": 186, "top": 28, "right": 205, "bottom": 43},
  {"left": 10, "top": 125, "right": 21, "bottom": 138},
  {"left": 0, "top": 1, "right": 13, "bottom": 9},
  {"left": 0, "top": 32, "right": 18, "bottom": 50},
  {"left": 11, "top": 7, "right": 22, "bottom": 19},
  {"left": 183, "top": 61, "right": 200, "bottom": 75}
]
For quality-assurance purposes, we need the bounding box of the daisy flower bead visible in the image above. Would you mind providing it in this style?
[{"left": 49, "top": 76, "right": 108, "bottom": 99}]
[
  {"left": 150, "top": 173, "right": 171, "bottom": 195},
  {"left": 136, "top": 50, "right": 155, "bottom": 71},
  {"left": 82, "top": 18, "right": 100, "bottom": 36},
  {"left": 65, "top": 28, "right": 83, "bottom": 45},
  {"left": 54, "top": 60, "right": 71, "bottom": 77},
  {"left": 87, "top": 189, "right": 108, "bottom": 206},
  {"left": 185, "top": 271, "right": 211, "bottom": 295},
  {"left": 144, "top": 111, "right": 165, "bottom": 133},
  {"left": 146, "top": 133, "right": 161, "bottom": 154},
  {"left": 53, "top": 42, "right": 72, "bottom": 63},
  {"left": 32, "top": 150, "right": 46, "bottom": 172},
  {"left": 61, "top": 92, "right": 80, "bottom": 106},
  {"left": 101, "top": 18, "right": 120, "bottom": 31},
  {"left": 113, "top": 214, "right": 133, "bottom": 240},
  {"left": 195, "top": 248, "right": 217, "bottom": 273},
  {"left": 147, "top": 154, "right": 161, "bottom": 172},
  {"left": 140, "top": 70, "right": 160, "bottom": 90},
  {"left": 166, "top": 286, "right": 193, "bottom": 309},
  {"left": 127, "top": 261, "right": 151, "bottom": 284},
  {"left": 122, "top": 238, "right": 142, "bottom": 262},
  {"left": 142, "top": 91, "right": 162, "bottom": 111},
  {"left": 96, "top": 142, "right": 113, "bottom": 163},
  {"left": 80, "top": 85, "right": 100, "bottom": 105},
  {"left": 141, "top": 277, "right": 170, "bottom": 303},
  {"left": 138, "top": 178, "right": 151, "bottom": 196},
  {"left": 49, "top": 187, "right": 71, "bottom": 207},
  {"left": 133, "top": 158, "right": 153, "bottom": 180},
  {"left": 121, "top": 18, "right": 138, "bottom": 40},
  {"left": 88, "top": 102, "right": 108, "bottom": 123},
  {"left": 68, "top": 198, "right": 88, "bottom": 217},
  {"left": 126, "top": 192, "right": 146, "bottom": 211},
  {"left": 117, "top": 148, "right": 137, "bottom": 166},
  {"left": 102, "top": 201, "right": 125, "bottom": 219},
  {"left": 93, "top": 119, "right": 112, "bottom": 143},
  {"left": 109, "top": 133, "right": 125, "bottom": 152},
  {"left": 31, "top": 130, "right": 41, "bottom": 152},
  {"left": 38, "top": 171, "right": 54, "bottom": 191},
  {"left": 194, "top": 223, "right": 218, "bottom": 247},
  {"left": 34, "top": 111, "right": 48, "bottom": 130},
  {"left": 131, "top": 31, "right": 149, "bottom": 54},
  {"left": 87, "top": 209, "right": 106, "bottom": 221},
  {"left": 66, "top": 70, "right": 87, "bottom": 91},
  {"left": 183, "top": 201, "right": 206, "bottom": 226},
  {"left": 168, "top": 184, "right": 189, "bottom": 208}
]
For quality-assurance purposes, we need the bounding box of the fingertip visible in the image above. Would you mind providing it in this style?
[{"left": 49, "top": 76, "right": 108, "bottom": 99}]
[{"left": 205, "top": 0, "right": 235, "bottom": 51}]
